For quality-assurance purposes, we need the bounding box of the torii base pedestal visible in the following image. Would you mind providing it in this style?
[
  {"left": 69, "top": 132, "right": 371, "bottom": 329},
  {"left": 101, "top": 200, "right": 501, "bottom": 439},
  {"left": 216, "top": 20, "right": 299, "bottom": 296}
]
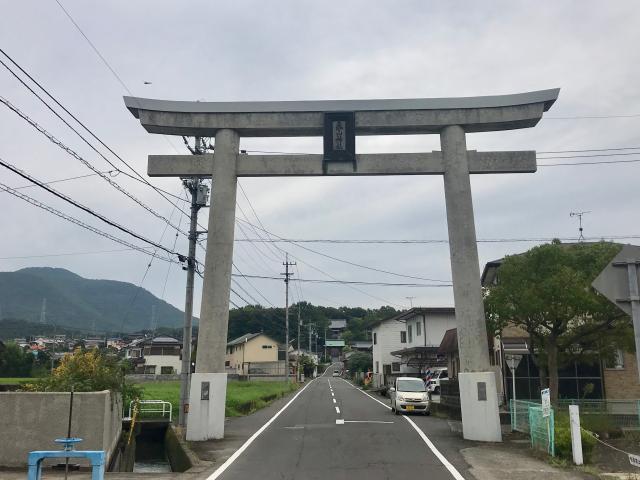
[
  {"left": 458, "top": 372, "right": 502, "bottom": 442},
  {"left": 186, "top": 373, "right": 227, "bottom": 441}
]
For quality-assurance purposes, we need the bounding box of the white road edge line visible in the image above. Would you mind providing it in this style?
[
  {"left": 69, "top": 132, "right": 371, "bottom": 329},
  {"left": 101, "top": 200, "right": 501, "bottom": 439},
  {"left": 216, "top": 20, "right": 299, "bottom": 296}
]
[
  {"left": 336, "top": 419, "right": 345, "bottom": 424},
  {"left": 340, "top": 379, "right": 466, "bottom": 480},
  {"left": 206, "top": 378, "right": 317, "bottom": 480},
  {"left": 335, "top": 406, "right": 340, "bottom": 414}
]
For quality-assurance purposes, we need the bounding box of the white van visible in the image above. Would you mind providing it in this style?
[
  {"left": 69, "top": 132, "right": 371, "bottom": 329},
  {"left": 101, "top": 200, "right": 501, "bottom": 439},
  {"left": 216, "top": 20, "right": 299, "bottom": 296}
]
[
  {"left": 389, "top": 377, "right": 430, "bottom": 415},
  {"left": 426, "top": 368, "right": 448, "bottom": 394}
]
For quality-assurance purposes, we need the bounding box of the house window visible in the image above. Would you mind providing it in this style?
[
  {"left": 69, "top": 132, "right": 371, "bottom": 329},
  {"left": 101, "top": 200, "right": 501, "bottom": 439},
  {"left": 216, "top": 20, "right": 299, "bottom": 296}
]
[
  {"left": 144, "top": 365, "right": 156, "bottom": 374},
  {"left": 416, "top": 321, "right": 421, "bottom": 336},
  {"left": 161, "top": 366, "right": 174, "bottom": 374},
  {"left": 606, "top": 349, "right": 625, "bottom": 369},
  {"left": 383, "top": 364, "right": 391, "bottom": 375},
  {"left": 400, "top": 331, "right": 407, "bottom": 343},
  {"left": 408, "top": 325, "right": 413, "bottom": 343},
  {"left": 392, "top": 362, "right": 400, "bottom": 372},
  {"left": 225, "top": 360, "right": 230, "bottom": 367},
  {"left": 262, "top": 345, "right": 273, "bottom": 349},
  {"left": 375, "top": 361, "right": 379, "bottom": 373},
  {"left": 373, "top": 332, "right": 377, "bottom": 345}
]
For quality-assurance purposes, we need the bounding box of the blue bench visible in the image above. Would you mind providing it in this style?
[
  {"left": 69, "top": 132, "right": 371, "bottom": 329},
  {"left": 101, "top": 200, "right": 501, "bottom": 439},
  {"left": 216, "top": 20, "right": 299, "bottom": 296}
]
[{"left": 27, "top": 438, "right": 105, "bottom": 480}]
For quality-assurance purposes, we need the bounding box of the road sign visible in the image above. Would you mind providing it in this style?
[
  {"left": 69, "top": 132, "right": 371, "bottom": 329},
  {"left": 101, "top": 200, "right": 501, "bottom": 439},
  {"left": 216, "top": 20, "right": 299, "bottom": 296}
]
[
  {"left": 505, "top": 354, "right": 523, "bottom": 372},
  {"left": 629, "top": 454, "right": 640, "bottom": 468},
  {"left": 593, "top": 244, "right": 640, "bottom": 382},
  {"left": 541, "top": 388, "right": 551, "bottom": 418},
  {"left": 592, "top": 244, "right": 640, "bottom": 316}
]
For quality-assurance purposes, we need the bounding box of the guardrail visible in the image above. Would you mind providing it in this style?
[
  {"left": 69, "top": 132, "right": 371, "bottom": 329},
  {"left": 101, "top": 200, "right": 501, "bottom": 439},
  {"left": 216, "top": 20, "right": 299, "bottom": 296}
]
[{"left": 128, "top": 400, "right": 172, "bottom": 422}]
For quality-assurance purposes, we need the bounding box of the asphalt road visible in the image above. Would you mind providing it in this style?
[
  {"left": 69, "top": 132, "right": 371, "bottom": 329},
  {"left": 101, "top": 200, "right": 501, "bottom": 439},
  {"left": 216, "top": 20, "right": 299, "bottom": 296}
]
[{"left": 210, "top": 365, "right": 470, "bottom": 480}]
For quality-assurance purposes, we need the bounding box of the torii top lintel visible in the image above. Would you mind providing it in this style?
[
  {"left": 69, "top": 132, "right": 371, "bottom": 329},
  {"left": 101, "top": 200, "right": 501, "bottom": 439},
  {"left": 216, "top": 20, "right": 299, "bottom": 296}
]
[{"left": 123, "top": 89, "right": 559, "bottom": 137}]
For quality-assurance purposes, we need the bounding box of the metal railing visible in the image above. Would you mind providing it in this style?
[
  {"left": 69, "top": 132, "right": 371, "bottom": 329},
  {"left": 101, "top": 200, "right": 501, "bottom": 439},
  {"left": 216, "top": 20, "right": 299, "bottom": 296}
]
[
  {"left": 556, "top": 399, "right": 640, "bottom": 429},
  {"left": 128, "top": 400, "right": 172, "bottom": 422}
]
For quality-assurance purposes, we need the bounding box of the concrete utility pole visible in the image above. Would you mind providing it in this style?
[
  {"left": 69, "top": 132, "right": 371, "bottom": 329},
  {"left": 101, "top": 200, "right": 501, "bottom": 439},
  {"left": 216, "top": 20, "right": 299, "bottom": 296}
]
[
  {"left": 296, "top": 304, "right": 302, "bottom": 381},
  {"left": 39, "top": 298, "right": 46, "bottom": 324},
  {"left": 282, "top": 254, "right": 296, "bottom": 382},
  {"left": 179, "top": 137, "right": 210, "bottom": 429}
]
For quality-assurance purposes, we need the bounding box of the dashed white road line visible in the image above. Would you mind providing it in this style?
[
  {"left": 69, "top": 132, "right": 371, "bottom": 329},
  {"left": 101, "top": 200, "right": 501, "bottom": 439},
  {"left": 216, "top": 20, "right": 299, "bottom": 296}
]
[
  {"left": 331, "top": 392, "right": 334, "bottom": 397},
  {"left": 335, "top": 406, "right": 340, "bottom": 414},
  {"left": 333, "top": 398, "right": 336, "bottom": 403},
  {"left": 340, "top": 379, "right": 466, "bottom": 480}
]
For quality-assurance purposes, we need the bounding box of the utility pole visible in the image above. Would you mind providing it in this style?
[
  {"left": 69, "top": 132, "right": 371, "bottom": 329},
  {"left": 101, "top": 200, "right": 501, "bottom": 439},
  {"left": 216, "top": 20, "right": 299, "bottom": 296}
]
[
  {"left": 282, "top": 254, "right": 296, "bottom": 382},
  {"left": 179, "top": 136, "right": 210, "bottom": 429},
  {"left": 296, "top": 304, "right": 301, "bottom": 381},
  {"left": 405, "top": 296, "right": 416, "bottom": 308}
]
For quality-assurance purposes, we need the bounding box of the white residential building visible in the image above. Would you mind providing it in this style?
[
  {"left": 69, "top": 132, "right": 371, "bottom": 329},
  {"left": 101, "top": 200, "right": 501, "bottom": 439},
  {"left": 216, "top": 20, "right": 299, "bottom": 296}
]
[
  {"left": 136, "top": 336, "right": 182, "bottom": 375},
  {"left": 371, "top": 312, "right": 406, "bottom": 387},
  {"left": 372, "top": 308, "right": 456, "bottom": 387}
]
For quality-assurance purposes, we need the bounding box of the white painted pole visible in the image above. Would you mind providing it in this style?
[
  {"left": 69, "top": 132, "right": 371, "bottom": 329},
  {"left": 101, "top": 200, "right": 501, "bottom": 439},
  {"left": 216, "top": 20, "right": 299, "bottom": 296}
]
[
  {"left": 569, "top": 405, "right": 583, "bottom": 465},
  {"left": 511, "top": 366, "right": 517, "bottom": 429}
]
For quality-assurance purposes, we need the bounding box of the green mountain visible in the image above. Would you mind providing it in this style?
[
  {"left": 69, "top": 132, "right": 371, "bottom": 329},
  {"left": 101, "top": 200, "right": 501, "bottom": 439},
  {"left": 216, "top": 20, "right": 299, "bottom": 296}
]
[{"left": 0, "top": 267, "right": 185, "bottom": 334}]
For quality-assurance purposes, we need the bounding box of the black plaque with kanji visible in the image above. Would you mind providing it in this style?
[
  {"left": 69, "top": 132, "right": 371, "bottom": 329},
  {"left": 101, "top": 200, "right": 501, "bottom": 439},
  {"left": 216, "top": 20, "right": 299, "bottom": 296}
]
[{"left": 323, "top": 112, "right": 356, "bottom": 173}]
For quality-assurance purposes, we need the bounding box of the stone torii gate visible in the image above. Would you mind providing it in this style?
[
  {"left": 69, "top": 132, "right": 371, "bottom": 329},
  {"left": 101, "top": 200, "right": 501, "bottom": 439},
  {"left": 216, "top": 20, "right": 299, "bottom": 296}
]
[{"left": 124, "top": 89, "right": 559, "bottom": 442}]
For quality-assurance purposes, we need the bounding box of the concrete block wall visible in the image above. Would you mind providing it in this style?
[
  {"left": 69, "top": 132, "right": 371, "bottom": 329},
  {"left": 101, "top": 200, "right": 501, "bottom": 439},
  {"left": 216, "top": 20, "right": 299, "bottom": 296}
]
[{"left": 0, "top": 390, "right": 122, "bottom": 467}]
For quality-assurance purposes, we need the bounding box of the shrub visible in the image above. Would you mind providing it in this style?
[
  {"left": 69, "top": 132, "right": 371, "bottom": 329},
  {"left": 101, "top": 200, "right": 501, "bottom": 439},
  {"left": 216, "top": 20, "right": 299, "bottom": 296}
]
[
  {"left": 555, "top": 420, "right": 597, "bottom": 462},
  {"left": 21, "top": 348, "right": 142, "bottom": 407}
]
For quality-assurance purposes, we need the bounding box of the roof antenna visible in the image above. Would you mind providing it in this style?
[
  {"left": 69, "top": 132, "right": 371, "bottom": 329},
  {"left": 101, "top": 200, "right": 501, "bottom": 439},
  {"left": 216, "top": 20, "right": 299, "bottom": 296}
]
[{"left": 569, "top": 211, "right": 590, "bottom": 242}]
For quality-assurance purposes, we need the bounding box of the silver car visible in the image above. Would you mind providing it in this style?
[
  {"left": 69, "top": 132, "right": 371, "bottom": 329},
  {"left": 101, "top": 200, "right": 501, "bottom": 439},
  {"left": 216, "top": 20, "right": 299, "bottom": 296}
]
[{"left": 390, "top": 377, "right": 430, "bottom": 415}]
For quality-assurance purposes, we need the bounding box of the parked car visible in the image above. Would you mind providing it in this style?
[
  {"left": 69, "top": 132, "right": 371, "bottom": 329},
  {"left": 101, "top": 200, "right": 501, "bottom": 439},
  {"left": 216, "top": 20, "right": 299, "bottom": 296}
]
[
  {"left": 426, "top": 367, "right": 448, "bottom": 394},
  {"left": 389, "top": 377, "right": 430, "bottom": 415}
]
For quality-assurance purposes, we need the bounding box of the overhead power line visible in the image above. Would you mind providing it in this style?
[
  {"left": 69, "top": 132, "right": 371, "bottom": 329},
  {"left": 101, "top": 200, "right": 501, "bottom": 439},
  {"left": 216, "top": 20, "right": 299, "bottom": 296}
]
[
  {"left": 0, "top": 247, "right": 152, "bottom": 260},
  {"left": 0, "top": 49, "right": 191, "bottom": 221},
  {"left": 8, "top": 172, "right": 105, "bottom": 190},
  {"left": 0, "top": 157, "right": 182, "bottom": 258},
  {"left": 231, "top": 273, "right": 452, "bottom": 288},
  {"left": 0, "top": 181, "right": 174, "bottom": 262},
  {"left": 234, "top": 234, "right": 640, "bottom": 244},
  {"left": 0, "top": 95, "right": 190, "bottom": 237},
  {"left": 235, "top": 217, "right": 450, "bottom": 283}
]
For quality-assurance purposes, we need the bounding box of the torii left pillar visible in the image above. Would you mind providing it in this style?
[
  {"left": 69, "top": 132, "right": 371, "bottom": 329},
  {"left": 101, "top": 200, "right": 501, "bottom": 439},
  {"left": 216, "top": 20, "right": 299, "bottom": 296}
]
[{"left": 187, "top": 129, "right": 239, "bottom": 441}]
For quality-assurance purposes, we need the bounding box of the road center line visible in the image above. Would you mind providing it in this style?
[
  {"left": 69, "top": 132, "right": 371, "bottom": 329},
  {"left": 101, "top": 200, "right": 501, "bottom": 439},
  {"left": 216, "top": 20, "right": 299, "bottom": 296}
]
[
  {"left": 335, "top": 406, "right": 340, "bottom": 414},
  {"left": 340, "top": 379, "right": 466, "bottom": 480},
  {"left": 206, "top": 378, "right": 317, "bottom": 480},
  {"left": 333, "top": 398, "right": 336, "bottom": 403}
]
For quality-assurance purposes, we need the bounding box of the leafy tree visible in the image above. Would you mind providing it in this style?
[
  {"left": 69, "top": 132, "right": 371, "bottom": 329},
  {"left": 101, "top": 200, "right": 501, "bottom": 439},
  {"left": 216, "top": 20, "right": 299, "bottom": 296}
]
[
  {"left": 0, "top": 341, "right": 34, "bottom": 377},
  {"left": 347, "top": 351, "right": 373, "bottom": 373},
  {"left": 298, "top": 354, "right": 316, "bottom": 377},
  {"left": 22, "top": 348, "right": 141, "bottom": 406},
  {"left": 484, "top": 241, "right": 627, "bottom": 402}
]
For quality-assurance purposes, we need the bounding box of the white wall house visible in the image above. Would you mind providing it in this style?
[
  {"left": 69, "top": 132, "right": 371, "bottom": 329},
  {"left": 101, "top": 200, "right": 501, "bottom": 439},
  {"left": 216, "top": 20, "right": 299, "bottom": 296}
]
[
  {"left": 372, "top": 308, "right": 456, "bottom": 387},
  {"left": 137, "top": 336, "right": 182, "bottom": 375},
  {"left": 371, "top": 312, "right": 406, "bottom": 387}
]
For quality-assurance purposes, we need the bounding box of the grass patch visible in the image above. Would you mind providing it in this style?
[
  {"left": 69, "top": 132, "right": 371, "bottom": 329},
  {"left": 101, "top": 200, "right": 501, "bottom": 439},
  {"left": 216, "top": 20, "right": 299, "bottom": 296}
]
[
  {"left": 0, "top": 377, "right": 31, "bottom": 384},
  {"left": 139, "top": 380, "right": 299, "bottom": 420}
]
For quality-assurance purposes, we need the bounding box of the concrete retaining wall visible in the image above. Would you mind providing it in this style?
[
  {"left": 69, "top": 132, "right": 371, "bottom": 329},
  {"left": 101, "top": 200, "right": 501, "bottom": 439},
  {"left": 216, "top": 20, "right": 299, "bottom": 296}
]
[{"left": 0, "top": 390, "right": 122, "bottom": 467}]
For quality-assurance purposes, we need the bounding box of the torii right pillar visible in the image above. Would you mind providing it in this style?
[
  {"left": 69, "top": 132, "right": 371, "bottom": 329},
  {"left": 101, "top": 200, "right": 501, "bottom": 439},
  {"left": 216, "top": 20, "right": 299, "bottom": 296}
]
[{"left": 441, "top": 124, "right": 501, "bottom": 441}]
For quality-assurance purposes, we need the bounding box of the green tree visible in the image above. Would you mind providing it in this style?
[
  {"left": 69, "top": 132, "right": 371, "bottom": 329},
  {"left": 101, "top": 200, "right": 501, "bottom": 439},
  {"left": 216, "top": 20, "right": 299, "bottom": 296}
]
[
  {"left": 22, "top": 348, "right": 141, "bottom": 406},
  {"left": 347, "top": 351, "right": 373, "bottom": 373},
  {"left": 484, "top": 241, "right": 627, "bottom": 402},
  {"left": 0, "top": 341, "right": 34, "bottom": 377}
]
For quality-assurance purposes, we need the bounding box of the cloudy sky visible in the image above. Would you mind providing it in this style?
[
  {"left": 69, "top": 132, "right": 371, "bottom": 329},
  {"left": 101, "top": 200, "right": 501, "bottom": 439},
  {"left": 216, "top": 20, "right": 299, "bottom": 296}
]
[{"left": 1, "top": 1, "right": 639, "bottom": 324}]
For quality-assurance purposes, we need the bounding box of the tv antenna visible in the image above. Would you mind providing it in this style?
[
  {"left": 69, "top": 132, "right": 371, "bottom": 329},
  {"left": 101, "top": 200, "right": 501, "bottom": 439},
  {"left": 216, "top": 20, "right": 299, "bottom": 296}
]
[{"left": 569, "top": 211, "right": 591, "bottom": 242}]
